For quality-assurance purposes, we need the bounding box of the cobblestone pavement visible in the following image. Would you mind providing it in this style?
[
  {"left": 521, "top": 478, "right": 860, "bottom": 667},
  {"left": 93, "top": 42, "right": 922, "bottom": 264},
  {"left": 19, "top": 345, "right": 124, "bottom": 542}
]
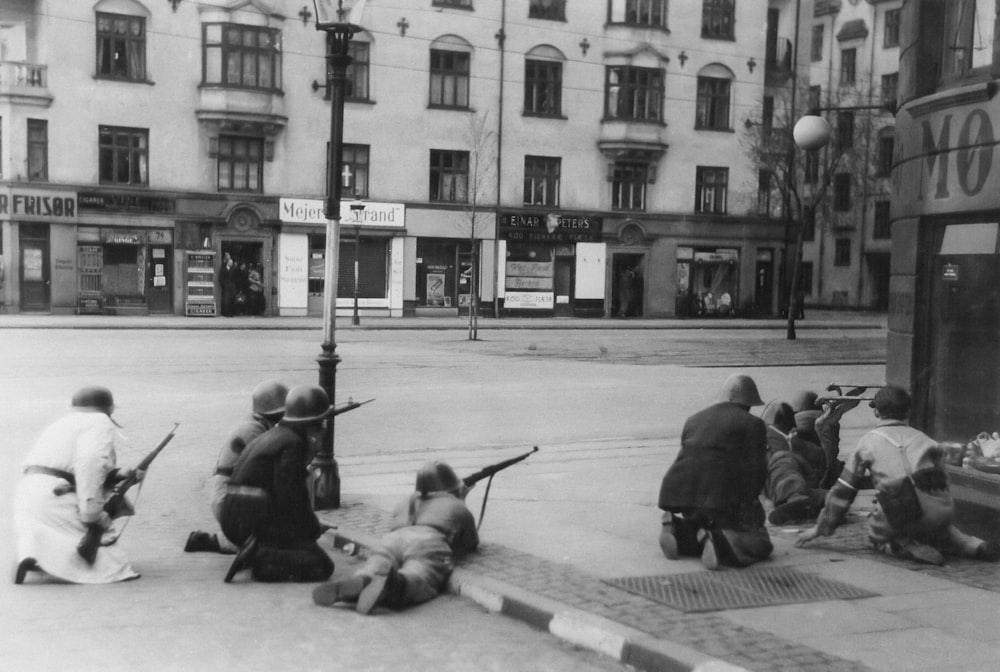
[{"left": 320, "top": 499, "right": 875, "bottom": 672}]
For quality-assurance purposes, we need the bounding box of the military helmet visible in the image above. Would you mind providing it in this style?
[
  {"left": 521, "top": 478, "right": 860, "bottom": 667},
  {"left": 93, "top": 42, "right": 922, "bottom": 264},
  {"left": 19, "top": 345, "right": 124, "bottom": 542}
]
[
  {"left": 252, "top": 380, "right": 288, "bottom": 417},
  {"left": 281, "top": 385, "right": 334, "bottom": 425},
  {"left": 717, "top": 373, "right": 764, "bottom": 407},
  {"left": 415, "top": 461, "right": 462, "bottom": 496},
  {"left": 71, "top": 386, "right": 115, "bottom": 412},
  {"left": 790, "top": 390, "right": 819, "bottom": 413}
]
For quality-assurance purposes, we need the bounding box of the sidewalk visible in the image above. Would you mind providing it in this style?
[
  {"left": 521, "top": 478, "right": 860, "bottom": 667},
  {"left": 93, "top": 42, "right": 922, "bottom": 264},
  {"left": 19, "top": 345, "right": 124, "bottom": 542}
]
[
  {"left": 319, "top": 493, "right": 1000, "bottom": 672},
  {"left": 0, "top": 309, "right": 886, "bottom": 331}
]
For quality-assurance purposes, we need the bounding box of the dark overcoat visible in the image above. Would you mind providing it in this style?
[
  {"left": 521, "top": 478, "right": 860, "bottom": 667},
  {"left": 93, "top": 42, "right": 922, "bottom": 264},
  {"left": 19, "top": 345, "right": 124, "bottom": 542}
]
[{"left": 658, "top": 401, "right": 768, "bottom": 523}]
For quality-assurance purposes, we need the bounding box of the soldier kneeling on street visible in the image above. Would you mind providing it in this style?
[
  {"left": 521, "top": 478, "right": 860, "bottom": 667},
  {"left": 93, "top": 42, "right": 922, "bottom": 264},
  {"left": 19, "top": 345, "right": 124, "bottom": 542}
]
[{"left": 312, "top": 460, "right": 479, "bottom": 614}]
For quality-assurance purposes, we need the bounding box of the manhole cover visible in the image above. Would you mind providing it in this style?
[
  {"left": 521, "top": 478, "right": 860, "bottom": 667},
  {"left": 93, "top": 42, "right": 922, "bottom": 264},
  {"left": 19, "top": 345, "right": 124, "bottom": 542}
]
[{"left": 605, "top": 566, "right": 877, "bottom": 613}]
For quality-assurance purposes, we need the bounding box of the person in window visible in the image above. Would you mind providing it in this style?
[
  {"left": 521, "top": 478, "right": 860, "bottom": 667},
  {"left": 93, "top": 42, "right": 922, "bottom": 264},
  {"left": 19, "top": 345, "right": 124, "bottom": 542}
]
[
  {"left": 247, "top": 264, "right": 264, "bottom": 315},
  {"left": 797, "top": 385, "right": 1000, "bottom": 565},
  {"left": 14, "top": 386, "right": 143, "bottom": 584},
  {"left": 219, "top": 252, "right": 238, "bottom": 317},
  {"left": 312, "top": 460, "right": 478, "bottom": 614},
  {"left": 658, "top": 373, "right": 773, "bottom": 570}
]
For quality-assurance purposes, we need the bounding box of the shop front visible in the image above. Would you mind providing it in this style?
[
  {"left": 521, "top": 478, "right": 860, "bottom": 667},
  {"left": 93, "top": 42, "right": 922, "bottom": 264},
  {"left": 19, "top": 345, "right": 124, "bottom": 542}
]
[
  {"left": 75, "top": 226, "right": 173, "bottom": 315},
  {"left": 675, "top": 248, "right": 740, "bottom": 317},
  {"left": 278, "top": 197, "right": 405, "bottom": 317},
  {"left": 498, "top": 211, "right": 604, "bottom": 317}
]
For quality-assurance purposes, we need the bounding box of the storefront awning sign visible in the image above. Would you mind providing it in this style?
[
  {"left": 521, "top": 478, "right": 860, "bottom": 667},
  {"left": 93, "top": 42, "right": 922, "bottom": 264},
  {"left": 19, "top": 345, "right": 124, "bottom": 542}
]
[
  {"left": 279, "top": 198, "right": 405, "bottom": 228},
  {"left": 0, "top": 188, "right": 78, "bottom": 221}
]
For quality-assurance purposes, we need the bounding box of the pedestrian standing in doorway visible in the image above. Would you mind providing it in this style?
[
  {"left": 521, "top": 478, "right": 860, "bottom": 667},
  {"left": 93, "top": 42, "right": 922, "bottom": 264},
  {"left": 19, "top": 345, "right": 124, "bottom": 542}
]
[
  {"left": 219, "top": 252, "right": 238, "bottom": 317},
  {"left": 658, "top": 373, "right": 773, "bottom": 569}
]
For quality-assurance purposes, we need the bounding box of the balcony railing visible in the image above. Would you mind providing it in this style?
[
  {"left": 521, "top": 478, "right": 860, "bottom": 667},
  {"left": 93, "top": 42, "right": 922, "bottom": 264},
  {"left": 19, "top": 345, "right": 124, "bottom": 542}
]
[{"left": 0, "top": 61, "right": 52, "bottom": 107}]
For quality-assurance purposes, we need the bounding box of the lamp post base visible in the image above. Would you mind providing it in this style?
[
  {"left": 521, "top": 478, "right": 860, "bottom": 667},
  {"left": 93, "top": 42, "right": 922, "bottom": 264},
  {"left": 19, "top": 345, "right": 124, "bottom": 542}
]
[{"left": 312, "top": 347, "right": 341, "bottom": 510}]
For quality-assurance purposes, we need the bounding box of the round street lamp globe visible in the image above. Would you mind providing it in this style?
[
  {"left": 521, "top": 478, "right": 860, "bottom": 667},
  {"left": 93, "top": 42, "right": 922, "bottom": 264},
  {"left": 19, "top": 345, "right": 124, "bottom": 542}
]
[{"left": 793, "top": 115, "right": 832, "bottom": 150}]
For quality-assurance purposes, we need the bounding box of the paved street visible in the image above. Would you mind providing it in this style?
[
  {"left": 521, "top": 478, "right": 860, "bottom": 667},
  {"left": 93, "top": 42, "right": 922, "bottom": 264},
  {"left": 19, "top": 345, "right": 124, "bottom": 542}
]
[{"left": 11, "top": 316, "right": 997, "bottom": 672}]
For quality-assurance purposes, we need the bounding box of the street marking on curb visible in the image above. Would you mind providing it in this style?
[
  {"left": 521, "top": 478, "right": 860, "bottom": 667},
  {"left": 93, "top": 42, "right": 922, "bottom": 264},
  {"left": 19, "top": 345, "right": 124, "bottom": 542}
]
[
  {"left": 459, "top": 581, "right": 505, "bottom": 613},
  {"left": 550, "top": 612, "right": 627, "bottom": 659}
]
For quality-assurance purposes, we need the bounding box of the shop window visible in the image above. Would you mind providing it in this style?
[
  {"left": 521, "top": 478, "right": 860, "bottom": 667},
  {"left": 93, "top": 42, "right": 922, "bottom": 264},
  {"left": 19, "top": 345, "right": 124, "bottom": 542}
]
[
  {"left": 884, "top": 8, "right": 901, "bottom": 48},
  {"left": 102, "top": 244, "right": 144, "bottom": 303},
  {"left": 524, "top": 58, "right": 562, "bottom": 117},
  {"left": 99, "top": 126, "right": 148, "bottom": 186},
  {"left": 873, "top": 201, "right": 891, "bottom": 239},
  {"left": 611, "top": 161, "right": 647, "bottom": 211},
  {"left": 833, "top": 173, "right": 851, "bottom": 211},
  {"left": 840, "top": 48, "right": 856, "bottom": 86},
  {"left": 96, "top": 12, "right": 146, "bottom": 82},
  {"left": 217, "top": 136, "right": 263, "bottom": 192},
  {"left": 337, "top": 237, "right": 388, "bottom": 299},
  {"left": 529, "top": 0, "right": 565, "bottom": 21},
  {"left": 702, "top": 0, "right": 734, "bottom": 40},
  {"left": 696, "top": 76, "right": 731, "bottom": 130},
  {"left": 524, "top": 155, "right": 560, "bottom": 207},
  {"left": 877, "top": 132, "right": 894, "bottom": 177},
  {"left": 695, "top": 166, "right": 728, "bottom": 214},
  {"left": 881, "top": 72, "right": 898, "bottom": 111},
  {"left": 429, "top": 48, "right": 470, "bottom": 108},
  {"left": 605, "top": 65, "right": 664, "bottom": 122},
  {"left": 429, "top": 149, "right": 469, "bottom": 202},
  {"left": 342, "top": 144, "right": 369, "bottom": 199},
  {"left": 202, "top": 23, "right": 281, "bottom": 91},
  {"left": 811, "top": 24, "right": 824, "bottom": 62},
  {"left": 834, "top": 238, "right": 851, "bottom": 266},
  {"left": 27, "top": 119, "right": 47, "bottom": 182}
]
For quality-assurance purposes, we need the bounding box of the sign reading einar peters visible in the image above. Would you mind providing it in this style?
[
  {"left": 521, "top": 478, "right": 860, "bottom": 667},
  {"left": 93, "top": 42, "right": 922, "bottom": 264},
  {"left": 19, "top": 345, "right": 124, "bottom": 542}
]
[{"left": 280, "top": 198, "right": 405, "bottom": 227}]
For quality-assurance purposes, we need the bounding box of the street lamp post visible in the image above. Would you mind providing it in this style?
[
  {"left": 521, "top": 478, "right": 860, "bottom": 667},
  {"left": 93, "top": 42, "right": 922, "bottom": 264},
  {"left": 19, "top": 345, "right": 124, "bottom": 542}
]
[
  {"left": 350, "top": 200, "right": 365, "bottom": 326},
  {"left": 310, "top": 0, "right": 360, "bottom": 510}
]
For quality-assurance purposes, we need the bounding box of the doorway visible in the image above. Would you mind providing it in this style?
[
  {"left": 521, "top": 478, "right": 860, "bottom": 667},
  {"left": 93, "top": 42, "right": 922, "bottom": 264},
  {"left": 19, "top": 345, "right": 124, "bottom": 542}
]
[
  {"left": 220, "top": 240, "right": 267, "bottom": 316},
  {"left": 553, "top": 257, "right": 574, "bottom": 317},
  {"left": 19, "top": 223, "right": 50, "bottom": 312},
  {"left": 611, "top": 253, "right": 643, "bottom": 318}
]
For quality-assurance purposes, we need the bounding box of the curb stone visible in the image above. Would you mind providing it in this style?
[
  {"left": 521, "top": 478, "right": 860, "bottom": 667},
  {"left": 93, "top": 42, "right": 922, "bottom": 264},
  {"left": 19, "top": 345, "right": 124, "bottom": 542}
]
[{"left": 328, "top": 525, "right": 748, "bottom": 672}]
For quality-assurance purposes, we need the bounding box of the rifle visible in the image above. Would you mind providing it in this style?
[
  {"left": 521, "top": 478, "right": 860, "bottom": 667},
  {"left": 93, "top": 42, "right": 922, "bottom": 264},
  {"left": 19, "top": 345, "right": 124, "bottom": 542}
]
[
  {"left": 77, "top": 422, "right": 179, "bottom": 564},
  {"left": 463, "top": 446, "right": 538, "bottom": 531},
  {"left": 332, "top": 397, "right": 375, "bottom": 417}
]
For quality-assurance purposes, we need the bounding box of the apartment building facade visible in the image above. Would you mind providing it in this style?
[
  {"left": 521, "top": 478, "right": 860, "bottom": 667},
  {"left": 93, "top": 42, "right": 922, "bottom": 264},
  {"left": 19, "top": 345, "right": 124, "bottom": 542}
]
[{"left": 1, "top": 0, "right": 793, "bottom": 318}]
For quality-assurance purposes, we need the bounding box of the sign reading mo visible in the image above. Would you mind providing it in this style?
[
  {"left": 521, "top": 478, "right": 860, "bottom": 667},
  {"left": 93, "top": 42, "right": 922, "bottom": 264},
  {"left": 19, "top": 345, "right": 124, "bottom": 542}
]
[{"left": 895, "top": 107, "right": 997, "bottom": 213}]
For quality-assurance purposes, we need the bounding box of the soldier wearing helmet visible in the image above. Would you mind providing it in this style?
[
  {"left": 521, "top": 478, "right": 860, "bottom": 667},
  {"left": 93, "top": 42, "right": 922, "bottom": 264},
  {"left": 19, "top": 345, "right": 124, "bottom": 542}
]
[
  {"left": 186, "top": 380, "right": 288, "bottom": 554},
  {"left": 220, "top": 385, "right": 336, "bottom": 583},
  {"left": 313, "top": 459, "right": 478, "bottom": 614},
  {"left": 657, "top": 373, "right": 773, "bottom": 570},
  {"left": 14, "top": 386, "right": 143, "bottom": 584}
]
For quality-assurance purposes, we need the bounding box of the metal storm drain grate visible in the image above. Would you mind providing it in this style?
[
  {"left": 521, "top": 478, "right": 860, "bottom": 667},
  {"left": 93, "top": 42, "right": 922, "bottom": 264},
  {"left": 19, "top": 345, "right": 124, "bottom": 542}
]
[{"left": 605, "top": 566, "right": 878, "bottom": 613}]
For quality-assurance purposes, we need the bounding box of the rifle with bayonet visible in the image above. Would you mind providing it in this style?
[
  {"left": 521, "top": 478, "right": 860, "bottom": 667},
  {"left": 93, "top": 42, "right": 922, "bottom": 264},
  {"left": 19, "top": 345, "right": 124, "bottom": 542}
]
[
  {"left": 77, "top": 422, "right": 179, "bottom": 564},
  {"left": 463, "top": 446, "right": 538, "bottom": 530}
]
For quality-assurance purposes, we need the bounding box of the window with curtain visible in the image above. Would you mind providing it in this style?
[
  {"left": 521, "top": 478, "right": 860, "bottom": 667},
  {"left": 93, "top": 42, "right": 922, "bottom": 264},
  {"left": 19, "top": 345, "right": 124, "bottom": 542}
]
[
  {"left": 341, "top": 144, "right": 370, "bottom": 198},
  {"left": 203, "top": 24, "right": 282, "bottom": 91},
  {"left": 27, "top": 119, "right": 47, "bottom": 182},
  {"left": 218, "top": 136, "right": 263, "bottom": 192},
  {"left": 429, "top": 49, "right": 470, "bottom": 108},
  {"left": 840, "top": 48, "right": 856, "bottom": 85},
  {"left": 523, "top": 156, "right": 561, "bottom": 206},
  {"left": 524, "top": 59, "right": 562, "bottom": 116},
  {"left": 696, "top": 76, "right": 731, "bottom": 130},
  {"left": 884, "top": 8, "right": 901, "bottom": 47},
  {"left": 611, "top": 161, "right": 648, "bottom": 211},
  {"left": 99, "top": 126, "right": 148, "bottom": 186},
  {"left": 695, "top": 166, "right": 728, "bottom": 214},
  {"left": 702, "top": 0, "right": 734, "bottom": 40},
  {"left": 96, "top": 13, "right": 146, "bottom": 81},
  {"left": 430, "top": 150, "right": 469, "bottom": 202},
  {"left": 610, "top": 0, "right": 668, "bottom": 27},
  {"left": 605, "top": 65, "right": 664, "bottom": 121}
]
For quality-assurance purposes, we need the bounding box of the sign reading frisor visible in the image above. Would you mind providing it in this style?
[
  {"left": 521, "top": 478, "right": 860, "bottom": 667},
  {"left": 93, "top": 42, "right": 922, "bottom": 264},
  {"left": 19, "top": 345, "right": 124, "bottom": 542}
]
[
  {"left": 0, "top": 189, "right": 78, "bottom": 221},
  {"left": 500, "top": 213, "right": 602, "bottom": 243},
  {"left": 280, "top": 198, "right": 405, "bottom": 227}
]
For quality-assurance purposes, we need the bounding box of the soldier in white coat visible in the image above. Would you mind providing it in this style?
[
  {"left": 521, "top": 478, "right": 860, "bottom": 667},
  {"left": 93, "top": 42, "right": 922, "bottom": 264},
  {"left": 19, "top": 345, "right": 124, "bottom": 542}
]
[{"left": 13, "top": 386, "right": 142, "bottom": 584}]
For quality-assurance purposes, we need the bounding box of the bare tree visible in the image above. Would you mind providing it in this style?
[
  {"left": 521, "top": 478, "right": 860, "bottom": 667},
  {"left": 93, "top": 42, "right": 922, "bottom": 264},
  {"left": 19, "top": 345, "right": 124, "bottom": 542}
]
[
  {"left": 741, "top": 82, "right": 891, "bottom": 339},
  {"left": 459, "top": 112, "right": 497, "bottom": 341}
]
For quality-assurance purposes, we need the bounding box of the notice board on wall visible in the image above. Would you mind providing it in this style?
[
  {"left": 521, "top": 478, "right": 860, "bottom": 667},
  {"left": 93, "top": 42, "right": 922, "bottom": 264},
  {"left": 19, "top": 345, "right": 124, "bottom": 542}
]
[{"left": 185, "top": 250, "right": 217, "bottom": 317}]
